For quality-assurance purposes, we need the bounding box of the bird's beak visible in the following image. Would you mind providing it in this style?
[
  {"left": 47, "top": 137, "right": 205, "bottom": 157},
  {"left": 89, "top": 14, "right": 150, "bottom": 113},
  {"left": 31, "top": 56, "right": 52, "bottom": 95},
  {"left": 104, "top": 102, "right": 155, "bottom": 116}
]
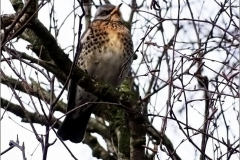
[
  {"left": 117, "top": 3, "right": 123, "bottom": 11},
  {"left": 111, "top": 3, "right": 122, "bottom": 15}
]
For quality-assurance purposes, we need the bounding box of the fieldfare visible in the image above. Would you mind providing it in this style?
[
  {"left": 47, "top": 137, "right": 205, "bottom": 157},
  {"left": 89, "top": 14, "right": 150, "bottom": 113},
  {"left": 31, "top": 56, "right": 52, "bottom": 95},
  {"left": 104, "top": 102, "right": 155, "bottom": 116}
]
[{"left": 57, "top": 4, "right": 134, "bottom": 143}]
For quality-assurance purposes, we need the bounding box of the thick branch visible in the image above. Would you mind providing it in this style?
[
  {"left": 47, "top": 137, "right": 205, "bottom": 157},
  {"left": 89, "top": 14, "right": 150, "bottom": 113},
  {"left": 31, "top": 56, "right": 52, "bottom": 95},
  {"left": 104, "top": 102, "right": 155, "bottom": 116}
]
[
  {"left": 88, "top": 118, "right": 111, "bottom": 140},
  {"left": 1, "top": 14, "right": 16, "bottom": 29},
  {"left": 1, "top": 97, "right": 61, "bottom": 128},
  {"left": 1, "top": 97, "right": 112, "bottom": 142},
  {"left": 129, "top": 110, "right": 145, "bottom": 160},
  {"left": 5, "top": 46, "right": 67, "bottom": 85},
  {"left": 1, "top": 76, "right": 113, "bottom": 142},
  {"left": 20, "top": 29, "right": 53, "bottom": 61},
  {"left": 1, "top": 97, "right": 116, "bottom": 160},
  {"left": 84, "top": 133, "right": 116, "bottom": 160},
  {"left": 2, "top": 0, "right": 38, "bottom": 43},
  {"left": 1, "top": 75, "right": 66, "bottom": 113}
]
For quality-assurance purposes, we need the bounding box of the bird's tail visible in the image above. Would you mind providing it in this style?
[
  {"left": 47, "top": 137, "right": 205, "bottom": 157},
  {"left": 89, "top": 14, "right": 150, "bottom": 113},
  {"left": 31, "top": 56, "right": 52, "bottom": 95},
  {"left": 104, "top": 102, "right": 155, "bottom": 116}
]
[{"left": 57, "top": 105, "right": 94, "bottom": 143}]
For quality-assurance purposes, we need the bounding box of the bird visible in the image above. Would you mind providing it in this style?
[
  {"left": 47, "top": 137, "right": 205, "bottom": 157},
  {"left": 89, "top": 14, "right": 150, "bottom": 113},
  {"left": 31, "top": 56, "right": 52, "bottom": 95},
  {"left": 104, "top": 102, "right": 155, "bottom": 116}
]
[{"left": 57, "top": 3, "right": 134, "bottom": 143}]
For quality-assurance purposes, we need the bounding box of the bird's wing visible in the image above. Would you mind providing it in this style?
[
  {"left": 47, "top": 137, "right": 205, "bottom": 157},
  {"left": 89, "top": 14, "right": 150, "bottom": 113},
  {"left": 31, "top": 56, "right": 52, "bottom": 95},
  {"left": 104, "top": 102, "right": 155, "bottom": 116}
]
[
  {"left": 57, "top": 25, "right": 97, "bottom": 143},
  {"left": 66, "top": 24, "right": 92, "bottom": 112}
]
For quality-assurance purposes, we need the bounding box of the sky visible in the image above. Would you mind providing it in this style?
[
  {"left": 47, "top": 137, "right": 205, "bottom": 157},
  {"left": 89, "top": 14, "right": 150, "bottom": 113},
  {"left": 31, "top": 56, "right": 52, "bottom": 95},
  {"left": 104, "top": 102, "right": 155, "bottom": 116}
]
[{"left": 1, "top": 0, "right": 239, "bottom": 160}]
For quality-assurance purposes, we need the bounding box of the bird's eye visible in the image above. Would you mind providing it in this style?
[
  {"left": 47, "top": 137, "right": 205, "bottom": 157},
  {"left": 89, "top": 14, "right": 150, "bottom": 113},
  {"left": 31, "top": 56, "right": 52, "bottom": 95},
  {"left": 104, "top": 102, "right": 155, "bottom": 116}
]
[{"left": 100, "top": 11, "right": 110, "bottom": 16}]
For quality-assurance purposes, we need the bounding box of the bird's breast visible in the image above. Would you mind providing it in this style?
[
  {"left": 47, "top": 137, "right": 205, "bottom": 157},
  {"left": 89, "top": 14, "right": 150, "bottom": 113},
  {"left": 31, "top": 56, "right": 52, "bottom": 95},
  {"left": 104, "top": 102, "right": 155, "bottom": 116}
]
[{"left": 78, "top": 21, "right": 133, "bottom": 86}]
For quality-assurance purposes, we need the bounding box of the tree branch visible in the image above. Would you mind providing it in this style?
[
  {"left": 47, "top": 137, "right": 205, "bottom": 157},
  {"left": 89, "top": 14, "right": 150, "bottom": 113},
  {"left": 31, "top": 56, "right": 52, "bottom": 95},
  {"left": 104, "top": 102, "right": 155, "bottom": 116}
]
[
  {"left": 1, "top": 97, "right": 118, "bottom": 160},
  {"left": 1, "top": 97, "right": 61, "bottom": 128},
  {"left": 84, "top": 133, "right": 116, "bottom": 160},
  {"left": 1, "top": 75, "right": 66, "bottom": 113}
]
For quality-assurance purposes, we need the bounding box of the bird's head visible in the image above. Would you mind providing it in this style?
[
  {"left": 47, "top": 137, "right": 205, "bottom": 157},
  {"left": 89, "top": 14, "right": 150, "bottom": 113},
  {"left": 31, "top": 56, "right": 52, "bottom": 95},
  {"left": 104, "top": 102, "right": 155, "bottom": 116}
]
[{"left": 93, "top": 4, "right": 123, "bottom": 22}]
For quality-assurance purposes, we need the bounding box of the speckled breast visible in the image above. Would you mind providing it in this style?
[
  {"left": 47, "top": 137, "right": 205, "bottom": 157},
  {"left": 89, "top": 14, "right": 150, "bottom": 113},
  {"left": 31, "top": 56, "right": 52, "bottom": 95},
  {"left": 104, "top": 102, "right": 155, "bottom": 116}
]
[{"left": 78, "top": 20, "right": 133, "bottom": 86}]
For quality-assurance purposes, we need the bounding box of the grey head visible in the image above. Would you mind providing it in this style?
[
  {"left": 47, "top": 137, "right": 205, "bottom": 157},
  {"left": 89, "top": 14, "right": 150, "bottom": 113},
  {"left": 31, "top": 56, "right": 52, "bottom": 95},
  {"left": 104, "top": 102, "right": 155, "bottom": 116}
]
[{"left": 93, "top": 4, "right": 123, "bottom": 21}]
